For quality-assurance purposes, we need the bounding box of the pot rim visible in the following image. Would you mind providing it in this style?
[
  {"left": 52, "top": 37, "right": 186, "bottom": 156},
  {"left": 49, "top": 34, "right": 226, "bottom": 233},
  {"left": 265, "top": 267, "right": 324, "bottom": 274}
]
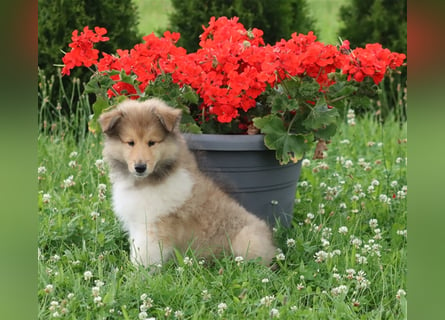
[{"left": 183, "top": 133, "right": 267, "bottom": 151}]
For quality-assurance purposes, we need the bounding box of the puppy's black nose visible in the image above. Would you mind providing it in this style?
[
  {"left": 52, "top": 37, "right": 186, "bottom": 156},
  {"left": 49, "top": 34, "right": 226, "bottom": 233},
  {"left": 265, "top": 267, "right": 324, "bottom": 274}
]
[{"left": 134, "top": 163, "right": 147, "bottom": 174}]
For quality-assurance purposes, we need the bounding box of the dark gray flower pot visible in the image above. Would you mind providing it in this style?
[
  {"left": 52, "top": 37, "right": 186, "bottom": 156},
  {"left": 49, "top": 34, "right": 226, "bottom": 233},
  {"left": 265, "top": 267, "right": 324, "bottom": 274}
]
[{"left": 184, "top": 134, "right": 302, "bottom": 227}]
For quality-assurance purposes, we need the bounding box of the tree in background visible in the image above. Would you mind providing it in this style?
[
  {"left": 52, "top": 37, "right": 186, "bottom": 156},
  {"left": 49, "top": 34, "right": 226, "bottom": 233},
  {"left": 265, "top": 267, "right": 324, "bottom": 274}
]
[
  {"left": 338, "top": 0, "right": 406, "bottom": 53},
  {"left": 168, "top": 0, "right": 316, "bottom": 52},
  {"left": 38, "top": 0, "right": 141, "bottom": 113}
]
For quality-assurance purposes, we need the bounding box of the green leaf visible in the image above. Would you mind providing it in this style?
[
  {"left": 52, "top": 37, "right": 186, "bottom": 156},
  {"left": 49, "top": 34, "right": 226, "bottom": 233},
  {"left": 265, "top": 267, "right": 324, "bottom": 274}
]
[
  {"left": 314, "top": 123, "right": 338, "bottom": 141},
  {"left": 253, "top": 114, "right": 286, "bottom": 134},
  {"left": 253, "top": 115, "right": 310, "bottom": 164},
  {"left": 264, "top": 133, "right": 307, "bottom": 164},
  {"left": 88, "top": 96, "right": 111, "bottom": 133},
  {"left": 303, "top": 103, "right": 339, "bottom": 131},
  {"left": 267, "top": 91, "right": 300, "bottom": 114}
]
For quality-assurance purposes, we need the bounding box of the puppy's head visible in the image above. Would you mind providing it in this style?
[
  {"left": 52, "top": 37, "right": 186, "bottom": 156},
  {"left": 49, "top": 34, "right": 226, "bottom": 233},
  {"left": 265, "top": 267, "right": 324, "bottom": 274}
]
[{"left": 99, "top": 98, "right": 182, "bottom": 179}]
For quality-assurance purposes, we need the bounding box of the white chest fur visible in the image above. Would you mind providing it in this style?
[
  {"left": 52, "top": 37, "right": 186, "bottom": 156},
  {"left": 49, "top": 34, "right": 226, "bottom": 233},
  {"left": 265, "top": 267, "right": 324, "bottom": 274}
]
[{"left": 111, "top": 168, "right": 194, "bottom": 232}]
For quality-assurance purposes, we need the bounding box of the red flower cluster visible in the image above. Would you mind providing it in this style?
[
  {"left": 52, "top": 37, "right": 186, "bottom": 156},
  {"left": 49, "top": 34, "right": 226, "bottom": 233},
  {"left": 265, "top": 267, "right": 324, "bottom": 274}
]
[
  {"left": 61, "top": 26, "right": 109, "bottom": 76},
  {"left": 340, "top": 43, "right": 407, "bottom": 84},
  {"left": 61, "top": 17, "right": 406, "bottom": 124}
]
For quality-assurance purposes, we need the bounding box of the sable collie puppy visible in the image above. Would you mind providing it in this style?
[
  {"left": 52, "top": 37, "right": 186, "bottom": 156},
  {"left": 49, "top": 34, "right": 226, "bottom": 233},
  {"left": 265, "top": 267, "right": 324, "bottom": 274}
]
[{"left": 99, "top": 98, "right": 276, "bottom": 267}]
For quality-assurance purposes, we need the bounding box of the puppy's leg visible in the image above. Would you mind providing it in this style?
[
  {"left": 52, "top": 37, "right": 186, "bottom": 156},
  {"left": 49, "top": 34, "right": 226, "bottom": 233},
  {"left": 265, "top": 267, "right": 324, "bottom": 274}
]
[
  {"left": 129, "top": 232, "right": 172, "bottom": 267},
  {"left": 231, "top": 219, "right": 276, "bottom": 265}
]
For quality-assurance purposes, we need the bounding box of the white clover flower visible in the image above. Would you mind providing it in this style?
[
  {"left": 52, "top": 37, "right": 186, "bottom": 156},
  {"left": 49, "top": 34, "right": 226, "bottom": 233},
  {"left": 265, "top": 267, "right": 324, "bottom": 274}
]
[
  {"left": 369, "top": 219, "right": 378, "bottom": 229},
  {"left": 346, "top": 269, "right": 356, "bottom": 279},
  {"left": 321, "top": 238, "right": 330, "bottom": 247},
  {"left": 42, "top": 193, "right": 51, "bottom": 203},
  {"left": 183, "top": 256, "right": 193, "bottom": 266},
  {"left": 67, "top": 293, "right": 74, "bottom": 300},
  {"left": 367, "top": 185, "right": 375, "bottom": 193},
  {"left": 95, "top": 159, "right": 105, "bottom": 170},
  {"left": 201, "top": 289, "right": 211, "bottom": 301},
  {"left": 338, "top": 226, "right": 348, "bottom": 235},
  {"left": 92, "top": 286, "right": 100, "bottom": 297},
  {"left": 262, "top": 278, "right": 269, "bottom": 284},
  {"left": 260, "top": 295, "right": 275, "bottom": 306},
  {"left": 377, "top": 142, "right": 383, "bottom": 147},
  {"left": 319, "top": 162, "right": 329, "bottom": 170},
  {"left": 83, "top": 271, "right": 93, "bottom": 280},
  {"left": 333, "top": 273, "right": 342, "bottom": 281},
  {"left": 300, "top": 181, "right": 308, "bottom": 187},
  {"left": 331, "top": 285, "right": 348, "bottom": 296},
  {"left": 62, "top": 175, "right": 75, "bottom": 188},
  {"left": 138, "top": 311, "right": 148, "bottom": 320},
  {"left": 49, "top": 300, "right": 59, "bottom": 311},
  {"left": 350, "top": 195, "right": 359, "bottom": 201},
  {"left": 38, "top": 166, "right": 47, "bottom": 174},
  {"left": 396, "top": 289, "right": 407, "bottom": 299},
  {"left": 344, "top": 160, "right": 353, "bottom": 168},
  {"left": 355, "top": 254, "right": 368, "bottom": 265},
  {"left": 270, "top": 308, "right": 280, "bottom": 318},
  {"left": 350, "top": 237, "right": 362, "bottom": 248},
  {"left": 322, "top": 227, "right": 332, "bottom": 238},
  {"left": 396, "top": 157, "right": 403, "bottom": 164},
  {"left": 339, "top": 202, "right": 347, "bottom": 209},
  {"left": 69, "top": 151, "right": 78, "bottom": 158},
  {"left": 91, "top": 211, "right": 100, "bottom": 219},
  {"left": 356, "top": 278, "right": 371, "bottom": 289},
  {"left": 320, "top": 182, "right": 327, "bottom": 188},
  {"left": 234, "top": 256, "right": 244, "bottom": 265},
  {"left": 302, "top": 159, "right": 311, "bottom": 167},
  {"left": 174, "top": 310, "right": 184, "bottom": 319},
  {"left": 275, "top": 253, "right": 285, "bottom": 261},
  {"left": 98, "top": 183, "right": 107, "bottom": 192},
  {"left": 306, "top": 213, "right": 314, "bottom": 220},
  {"left": 397, "top": 229, "right": 407, "bottom": 237},
  {"left": 93, "top": 296, "right": 102, "bottom": 305},
  {"left": 164, "top": 307, "right": 172, "bottom": 317},
  {"left": 68, "top": 160, "right": 77, "bottom": 168},
  {"left": 314, "top": 250, "right": 328, "bottom": 263},
  {"left": 286, "top": 238, "right": 296, "bottom": 248},
  {"left": 390, "top": 180, "right": 398, "bottom": 188},
  {"left": 94, "top": 280, "right": 104, "bottom": 287},
  {"left": 297, "top": 283, "right": 305, "bottom": 290},
  {"left": 217, "top": 302, "right": 227, "bottom": 314}
]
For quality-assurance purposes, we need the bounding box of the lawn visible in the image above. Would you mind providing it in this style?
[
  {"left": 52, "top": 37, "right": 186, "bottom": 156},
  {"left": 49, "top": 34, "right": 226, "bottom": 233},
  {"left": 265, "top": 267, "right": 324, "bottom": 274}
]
[
  {"left": 38, "top": 87, "right": 407, "bottom": 318},
  {"left": 135, "top": 0, "right": 349, "bottom": 44}
]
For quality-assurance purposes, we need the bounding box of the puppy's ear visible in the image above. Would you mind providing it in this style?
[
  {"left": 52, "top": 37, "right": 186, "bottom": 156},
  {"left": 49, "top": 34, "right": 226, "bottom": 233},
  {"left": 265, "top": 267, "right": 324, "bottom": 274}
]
[
  {"left": 153, "top": 105, "right": 182, "bottom": 132},
  {"left": 98, "top": 108, "right": 122, "bottom": 135}
]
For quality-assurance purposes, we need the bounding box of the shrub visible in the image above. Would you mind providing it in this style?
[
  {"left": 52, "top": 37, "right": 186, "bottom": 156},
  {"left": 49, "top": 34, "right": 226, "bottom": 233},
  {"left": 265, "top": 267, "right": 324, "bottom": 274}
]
[
  {"left": 38, "top": 0, "right": 141, "bottom": 114},
  {"left": 338, "top": 0, "right": 406, "bottom": 53},
  {"left": 168, "top": 0, "right": 317, "bottom": 52}
]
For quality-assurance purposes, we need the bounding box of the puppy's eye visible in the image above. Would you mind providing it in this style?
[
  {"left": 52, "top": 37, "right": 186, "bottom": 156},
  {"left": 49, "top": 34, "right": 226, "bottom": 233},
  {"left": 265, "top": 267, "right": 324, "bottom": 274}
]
[
  {"left": 148, "top": 141, "right": 156, "bottom": 147},
  {"left": 127, "top": 141, "right": 135, "bottom": 147}
]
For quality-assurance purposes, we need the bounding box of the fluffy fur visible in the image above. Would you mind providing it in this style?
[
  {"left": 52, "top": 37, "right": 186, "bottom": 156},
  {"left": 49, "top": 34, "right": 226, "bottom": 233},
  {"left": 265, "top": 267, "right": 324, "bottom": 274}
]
[{"left": 99, "top": 98, "right": 276, "bottom": 267}]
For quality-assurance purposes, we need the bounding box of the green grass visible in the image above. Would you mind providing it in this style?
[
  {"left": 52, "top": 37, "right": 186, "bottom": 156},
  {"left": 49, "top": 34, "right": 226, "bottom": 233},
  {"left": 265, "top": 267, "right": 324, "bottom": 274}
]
[
  {"left": 38, "top": 80, "right": 407, "bottom": 319},
  {"left": 135, "top": 0, "right": 349, "bottom": 44}
]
